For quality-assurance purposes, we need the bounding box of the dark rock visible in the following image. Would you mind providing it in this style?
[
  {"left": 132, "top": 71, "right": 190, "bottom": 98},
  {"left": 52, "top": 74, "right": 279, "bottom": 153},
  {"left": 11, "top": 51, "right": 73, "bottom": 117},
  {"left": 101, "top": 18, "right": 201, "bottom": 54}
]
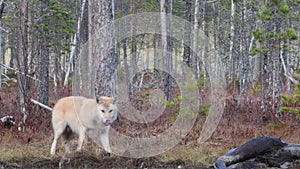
[{"left": 212, "top": 136, "right": 300, "bottom": 169}]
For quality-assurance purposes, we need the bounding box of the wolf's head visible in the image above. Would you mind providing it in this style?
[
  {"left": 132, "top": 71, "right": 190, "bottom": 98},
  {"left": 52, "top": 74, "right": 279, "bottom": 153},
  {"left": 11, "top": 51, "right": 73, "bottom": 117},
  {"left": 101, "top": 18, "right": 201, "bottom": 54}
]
[{"left": 96, "top": 95, "right": 118, "bottom": 126}]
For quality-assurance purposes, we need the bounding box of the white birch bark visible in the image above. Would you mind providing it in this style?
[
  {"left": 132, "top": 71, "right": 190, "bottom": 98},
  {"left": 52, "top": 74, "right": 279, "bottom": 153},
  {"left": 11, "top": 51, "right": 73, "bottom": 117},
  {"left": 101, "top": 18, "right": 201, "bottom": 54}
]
[
  {"left": 229, "top": 0, "right": 235, "bottom": 80},
  {"left": 192, "top": 0, "right": 200, "bottom": 78},
  {"left": 160, "top": 0, "right": 167, "bottom": 69},
  {"left": 64, "top": 0, "right": 87, "bottom": 86}
]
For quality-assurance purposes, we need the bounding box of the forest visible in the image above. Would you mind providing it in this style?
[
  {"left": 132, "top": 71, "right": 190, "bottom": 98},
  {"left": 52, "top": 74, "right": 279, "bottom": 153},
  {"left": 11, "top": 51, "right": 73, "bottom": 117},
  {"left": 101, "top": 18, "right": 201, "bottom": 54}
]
[{"left": 0, "top": 0, "right": 300, "bottom": 168}]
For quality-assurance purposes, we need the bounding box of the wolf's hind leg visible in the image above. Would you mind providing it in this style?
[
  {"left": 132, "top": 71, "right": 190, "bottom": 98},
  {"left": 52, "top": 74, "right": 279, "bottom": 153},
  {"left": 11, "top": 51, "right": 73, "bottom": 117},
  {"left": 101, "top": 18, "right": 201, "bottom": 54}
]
[{"left": 51, "top": 121, "right": 68, "bottom": 155}]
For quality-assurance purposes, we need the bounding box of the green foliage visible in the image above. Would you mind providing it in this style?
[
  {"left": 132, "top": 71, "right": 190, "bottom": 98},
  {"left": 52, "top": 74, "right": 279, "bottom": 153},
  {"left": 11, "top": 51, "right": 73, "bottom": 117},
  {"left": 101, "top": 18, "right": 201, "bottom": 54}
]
[
  {"left": 165, "top": 101, "right": 175, "bottom": 108},
  {"left": 294, "top": 72, "right": 300, "bottom": 80},
  {"left": 141, "top": 92, "right": 150, "bottom": 98},
  {"left": 280, "top": 67, "right": 300, "bottom": 119},
  {"left": 253, "top": 29, "right": 266, "bottom": 42},
  {"left": 287, "top": 28, "right": 298, "bottom": 40},
  {"left": 267, "top": 121, "right": 284, "bottom": 129},
  {"left": 266, "top": 32, "right": 274, "bottom": 39},
  {"left": 277, "top": 32, "right": 287, "bottom": 40},
  {"left": 249, "top": 81, "right": 262, "bottom": 95},
  {"left": 250, "top": 45, "right": 259, "bottom": 56},
  {"left": 199, "top": 104, "right": 211, "bottom": 116},
  {"left": 140, "top": 0, "right": 159, "bottom": 12},
  {"left": 5, "top": 71, "right": 16, "bottom": 78},
  {"left": 252, "top": 29, "right": 261, "bottom": 40},
  {"left": 261, "top": 5, "right": 272, "bottom": 15},
  {"left": 270, "top": 0, "right": 281, "bottom": 6},
  {"left": 281, "top": 94, "right": 296, "bottom": 104},
  {"left": 197, "top": 71, "right": 205, "bottom": 90},
  {"left": 257, "top": 5, "right": 273, "bottom": 20},
  {"left": 279, "top": 4, "right": 290, "bottom": 16},
  {"left": 233, "top": 0, "right": 242, "bottom": 3},
  {"left": 45, "top": 0, "right": 76, "bottom": 54},
  {"left": 176, "top": 95, "right": 183, "bottom": 102},
  {"left": 280, "top": 107, "right": 299, "bottom": 114},
  {"left": 254, "top": 1, "right": 297, "bottom": 60},
  {"left": 253, "top": 81, "right": 262, "bottom": 92}
]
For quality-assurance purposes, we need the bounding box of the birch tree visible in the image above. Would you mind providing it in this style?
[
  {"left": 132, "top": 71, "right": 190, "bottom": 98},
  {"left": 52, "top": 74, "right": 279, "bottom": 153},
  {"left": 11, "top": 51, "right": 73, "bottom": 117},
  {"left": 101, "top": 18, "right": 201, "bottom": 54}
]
[
  {"left": 192, "top": 0, "right": 200, "bottom": 78},
  {"left": 64, "top": 0, "right": 87, "bottom": 87},
  {"left": 160, "top": 0, "right": 167, "bottom": 68},
  {"left": 73, "top": 0, "right": 88, "bottom": 96},
  {"left": 229, "top": 0, "right": 235, "bottom": 81}
]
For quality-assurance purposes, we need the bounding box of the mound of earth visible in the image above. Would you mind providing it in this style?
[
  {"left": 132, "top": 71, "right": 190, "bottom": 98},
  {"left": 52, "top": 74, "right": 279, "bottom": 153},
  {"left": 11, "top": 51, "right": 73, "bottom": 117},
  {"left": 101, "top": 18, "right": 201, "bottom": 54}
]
[{"left": 0, "top": 154, "right": 207, "bottom": 169}]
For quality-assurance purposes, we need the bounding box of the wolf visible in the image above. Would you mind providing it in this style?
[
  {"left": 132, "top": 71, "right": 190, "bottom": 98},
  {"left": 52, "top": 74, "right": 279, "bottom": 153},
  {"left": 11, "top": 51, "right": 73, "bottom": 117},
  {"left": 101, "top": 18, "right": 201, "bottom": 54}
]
[{"left": 50, "top": 95, "right": 118, "bottom": 155}]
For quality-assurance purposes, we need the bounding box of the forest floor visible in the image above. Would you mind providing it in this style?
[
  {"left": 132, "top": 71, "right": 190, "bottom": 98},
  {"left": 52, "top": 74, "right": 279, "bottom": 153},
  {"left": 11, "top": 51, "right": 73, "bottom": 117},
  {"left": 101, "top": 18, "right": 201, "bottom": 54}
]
[{"left": 0, "top": 82, "right": 300, "bottom": 168}]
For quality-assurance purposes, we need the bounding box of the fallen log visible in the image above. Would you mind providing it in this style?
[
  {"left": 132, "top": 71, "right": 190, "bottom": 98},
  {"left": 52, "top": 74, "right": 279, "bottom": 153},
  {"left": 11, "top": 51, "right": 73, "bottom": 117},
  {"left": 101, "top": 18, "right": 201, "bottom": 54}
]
[{"left": 211, "top": 136, "right": 300, "bottom": 169}]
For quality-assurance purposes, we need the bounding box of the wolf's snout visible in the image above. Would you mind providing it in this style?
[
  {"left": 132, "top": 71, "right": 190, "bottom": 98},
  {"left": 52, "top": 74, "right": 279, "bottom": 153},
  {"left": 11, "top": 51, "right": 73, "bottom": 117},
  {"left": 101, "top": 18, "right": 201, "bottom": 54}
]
[{"left": 105, "top": 120, "right": 111, "bottom": 126}]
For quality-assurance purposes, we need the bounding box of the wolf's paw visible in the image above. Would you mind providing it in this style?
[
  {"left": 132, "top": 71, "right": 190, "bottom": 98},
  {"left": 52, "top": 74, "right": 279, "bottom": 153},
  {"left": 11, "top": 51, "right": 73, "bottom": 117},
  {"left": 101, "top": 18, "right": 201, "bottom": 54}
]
[{"left": 59, "top": 157, "right": 70, "bottom": 169}]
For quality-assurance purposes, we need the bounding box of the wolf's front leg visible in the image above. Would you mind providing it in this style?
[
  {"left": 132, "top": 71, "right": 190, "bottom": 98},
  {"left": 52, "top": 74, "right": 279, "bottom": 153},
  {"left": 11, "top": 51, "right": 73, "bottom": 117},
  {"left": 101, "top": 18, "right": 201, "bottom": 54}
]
[
  {"left": 100, "top": 132, "right": 111, "bottom": 153},
  {"left": 77, "top": 127, "right": 86, "bottom": 152}
]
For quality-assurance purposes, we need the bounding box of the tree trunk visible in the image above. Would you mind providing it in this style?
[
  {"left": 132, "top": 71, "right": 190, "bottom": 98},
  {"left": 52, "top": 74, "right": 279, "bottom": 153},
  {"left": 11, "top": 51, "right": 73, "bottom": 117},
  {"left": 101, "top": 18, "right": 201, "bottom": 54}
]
[
  {"left": 273, "top": 14, "right": 281, "bottom": 112},
  {"left": 0, "top": 1, "right": 5, "bottom": 89},
  {"left": 183, "top": 0, "right": 192, "bottom": 67},
  {"left": 192, "top": 0, "right": 200, "bottom": 78},
  {"left": 121, "top": 0, "right": 132, "bottom": 100},
  {"left": 164, "top": 0, "right": 172, "bottom": 100},
  {"left": 167, "top": 0, "right": 172, "bottom": 71},
  {"left": 285, "top": 38, "right": 291, "bottom": 93},
  {"left": 160, "top": 0, "right": 167, "bottom": 69},
  {"left": 74, "top": 0, "right": 89, "bottom": 96},
  {"left": 37, "top": 1, "right": 50, "bottom": 105},
  {"left": 229, "top": 0, "right": 235, "bottom": 82},
  {"left": 153, "top": 34, "right": 158, "bottom": 68},
  {"left": 242, "top": 0, "right": 250, "bottom": 104},
  {"left": 89, "top": 0, "right": 116, "bottom": 97},
  {"left": 130, "top": 0, "right": 137, "bottom": 72},
  {"left": 16, "top": 0, "right": 29, "bottom": 122},
  {"left": 253, "top": 20, "right": 262, "bottom": 81}
]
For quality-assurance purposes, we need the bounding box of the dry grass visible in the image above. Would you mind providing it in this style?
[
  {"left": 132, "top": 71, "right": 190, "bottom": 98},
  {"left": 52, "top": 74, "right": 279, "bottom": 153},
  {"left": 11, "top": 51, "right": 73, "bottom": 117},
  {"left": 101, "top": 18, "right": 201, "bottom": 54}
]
[
  {"left": 159, "top": 143, "right": 224, "bottom": 165},
  {"left": 0, "top": 133, "right": 51, "bottom": 162},
  {"left": 0, "top": 130, "right": 228, "bottom": 165}
]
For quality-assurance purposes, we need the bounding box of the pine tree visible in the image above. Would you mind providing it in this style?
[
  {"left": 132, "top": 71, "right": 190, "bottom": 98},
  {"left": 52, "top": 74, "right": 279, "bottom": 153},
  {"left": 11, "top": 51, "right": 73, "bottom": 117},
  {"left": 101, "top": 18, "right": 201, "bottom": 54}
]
[{"left": 280, "top": 67, "right": 300, "bottom": 119}]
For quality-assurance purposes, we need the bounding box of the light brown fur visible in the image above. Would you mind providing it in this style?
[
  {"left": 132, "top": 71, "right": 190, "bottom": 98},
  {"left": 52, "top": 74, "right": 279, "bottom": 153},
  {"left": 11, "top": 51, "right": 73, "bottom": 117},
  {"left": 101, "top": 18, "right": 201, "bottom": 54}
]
[{"left": 50, "top": 96, "right": 117, "bottom": 155}]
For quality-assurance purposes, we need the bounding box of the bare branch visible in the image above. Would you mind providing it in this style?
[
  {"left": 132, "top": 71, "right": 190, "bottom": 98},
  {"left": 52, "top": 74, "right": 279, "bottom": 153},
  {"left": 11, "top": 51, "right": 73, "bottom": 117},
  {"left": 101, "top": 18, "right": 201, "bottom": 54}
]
[
  {"left": 30, "top": 99, "right": 52, "bottom": 111},
  {"left": 0, "top": 63, "right": 42, "bottom": 83},
  {"left": 279, "top": 43, "right": 299, "bottom": 84}
]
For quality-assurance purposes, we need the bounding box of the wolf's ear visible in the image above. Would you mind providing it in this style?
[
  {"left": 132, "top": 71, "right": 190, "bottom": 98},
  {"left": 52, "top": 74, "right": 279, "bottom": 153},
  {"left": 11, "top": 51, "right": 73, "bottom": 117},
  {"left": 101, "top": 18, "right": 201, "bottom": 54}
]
[
  {"left": 96, "top": 95, "right": 113, "bottom": 104},
  {"left": 96, "top": 95, "right": 101, "bottom": 103},
  {"left": 112, "top": 96, "right": 117, "bottom": 104}
]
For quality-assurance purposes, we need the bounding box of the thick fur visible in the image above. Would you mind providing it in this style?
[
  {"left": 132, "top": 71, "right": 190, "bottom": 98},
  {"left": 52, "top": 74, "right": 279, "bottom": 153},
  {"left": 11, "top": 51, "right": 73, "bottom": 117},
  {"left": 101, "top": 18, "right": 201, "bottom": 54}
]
[{"left": 50, "top": 96, "right": 118, "bottom": 155}]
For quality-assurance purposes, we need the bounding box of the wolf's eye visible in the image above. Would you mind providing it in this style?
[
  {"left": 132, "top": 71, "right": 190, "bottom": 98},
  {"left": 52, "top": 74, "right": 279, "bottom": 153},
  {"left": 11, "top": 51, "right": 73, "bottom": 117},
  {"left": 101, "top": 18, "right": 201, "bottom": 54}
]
[
  {"left": 109, "top": 110, "right": 113, "bottom": 113},
  {"left": 101, "top": 110, "right": 105, "bottom": 113}
]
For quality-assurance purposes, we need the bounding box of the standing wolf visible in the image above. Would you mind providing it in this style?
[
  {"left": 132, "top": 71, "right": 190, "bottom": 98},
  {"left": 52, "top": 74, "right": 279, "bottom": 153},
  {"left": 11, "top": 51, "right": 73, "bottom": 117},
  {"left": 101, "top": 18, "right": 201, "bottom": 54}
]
[{"left": 50, "top": 96, "right": 118, "bottom": 155}]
